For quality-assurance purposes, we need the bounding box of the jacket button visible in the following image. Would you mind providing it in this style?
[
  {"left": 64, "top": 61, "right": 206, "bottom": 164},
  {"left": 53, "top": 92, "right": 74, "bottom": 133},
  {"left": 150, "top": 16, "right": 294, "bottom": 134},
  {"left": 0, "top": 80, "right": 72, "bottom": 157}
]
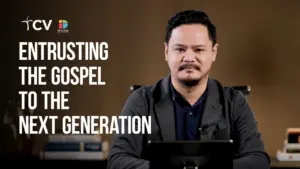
[{"left": 198, "top": 128, "right": 204, "bottom": 134}]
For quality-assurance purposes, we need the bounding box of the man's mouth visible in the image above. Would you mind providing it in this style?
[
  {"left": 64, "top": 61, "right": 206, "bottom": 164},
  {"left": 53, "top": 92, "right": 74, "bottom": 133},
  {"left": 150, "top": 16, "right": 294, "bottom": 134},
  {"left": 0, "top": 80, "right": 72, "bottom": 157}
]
[{"left": 179, "top": 64, "right": 199, "bottom": 71}]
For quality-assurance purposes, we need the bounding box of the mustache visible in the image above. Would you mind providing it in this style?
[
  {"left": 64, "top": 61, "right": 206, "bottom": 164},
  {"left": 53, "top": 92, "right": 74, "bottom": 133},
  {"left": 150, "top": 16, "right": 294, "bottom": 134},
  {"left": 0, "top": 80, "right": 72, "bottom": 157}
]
[{"left": 178, "top": 63, "right": 200, "bottom": 71}]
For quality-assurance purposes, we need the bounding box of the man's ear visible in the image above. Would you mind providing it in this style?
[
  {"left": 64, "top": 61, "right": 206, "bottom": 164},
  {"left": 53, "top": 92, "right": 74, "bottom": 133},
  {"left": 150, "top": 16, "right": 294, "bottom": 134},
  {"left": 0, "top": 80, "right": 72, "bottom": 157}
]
[
  {"left": 164, "top": 42, "right": 168, "bottom": 61},
  {"left": 212, "top": 43, "right": 218, "bottom": 62}
]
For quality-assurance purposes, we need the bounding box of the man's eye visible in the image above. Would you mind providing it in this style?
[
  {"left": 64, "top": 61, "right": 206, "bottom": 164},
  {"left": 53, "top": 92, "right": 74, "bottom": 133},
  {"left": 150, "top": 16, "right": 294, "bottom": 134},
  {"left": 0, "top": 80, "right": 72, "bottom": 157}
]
[
  {"left": 195, "top": 49, "right": 204, "bottom": 52},
  {"left": 176, "top": 48, "right": 185, "bottom": 52}
]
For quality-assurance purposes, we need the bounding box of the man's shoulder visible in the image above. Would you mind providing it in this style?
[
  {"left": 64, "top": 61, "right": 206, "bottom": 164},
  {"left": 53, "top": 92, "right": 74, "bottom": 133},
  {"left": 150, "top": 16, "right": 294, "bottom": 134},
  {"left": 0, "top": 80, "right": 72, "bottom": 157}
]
[
  {"left": 209, "top": 78, "right": 250, "bottom": 119},
  {"left": 209, "top": 78, "right": 246, "bottom": 101},
  {"left": 131, "top": 77, "right": 166, "bottom": 98}
]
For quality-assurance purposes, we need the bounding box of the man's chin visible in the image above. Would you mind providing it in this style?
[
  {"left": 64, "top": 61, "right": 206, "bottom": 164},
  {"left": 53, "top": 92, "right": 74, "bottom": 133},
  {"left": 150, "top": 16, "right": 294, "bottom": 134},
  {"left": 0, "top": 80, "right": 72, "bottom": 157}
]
[{"left": 178, "top": 78, "right": 201, "bottom": 87}]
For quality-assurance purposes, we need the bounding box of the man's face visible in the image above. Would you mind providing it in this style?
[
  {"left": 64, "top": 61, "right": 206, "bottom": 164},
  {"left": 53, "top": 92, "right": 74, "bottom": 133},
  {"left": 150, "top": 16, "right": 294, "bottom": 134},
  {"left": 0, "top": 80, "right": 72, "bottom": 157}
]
[{"left": 165, "top": 24, "right": 218, "bottom": 86}]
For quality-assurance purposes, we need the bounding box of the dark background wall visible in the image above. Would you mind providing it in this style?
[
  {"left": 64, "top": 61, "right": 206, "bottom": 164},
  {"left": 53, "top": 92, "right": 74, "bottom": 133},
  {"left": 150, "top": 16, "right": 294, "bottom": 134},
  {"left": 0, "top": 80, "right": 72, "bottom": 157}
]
[{"left": 3, "top": 0, "right": 300, "bottom": 158}]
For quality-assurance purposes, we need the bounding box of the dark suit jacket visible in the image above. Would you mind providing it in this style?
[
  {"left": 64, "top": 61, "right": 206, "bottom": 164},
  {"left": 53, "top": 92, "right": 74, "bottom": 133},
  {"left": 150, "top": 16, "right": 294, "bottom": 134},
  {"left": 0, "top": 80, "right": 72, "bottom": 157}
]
[{"left": 107, "top": 76, "right": 270, "bottom": 169}]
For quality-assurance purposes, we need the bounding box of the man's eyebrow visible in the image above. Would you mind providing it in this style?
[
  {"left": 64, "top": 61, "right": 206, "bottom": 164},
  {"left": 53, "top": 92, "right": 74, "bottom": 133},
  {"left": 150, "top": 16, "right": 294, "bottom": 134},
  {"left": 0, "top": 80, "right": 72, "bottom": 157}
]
[
  {"left": 173, "top": 43, "right": 186, "bottom": 47},
  {"left": 172, "top": 44, "right": 206, "bottom": 47},
  {"left": 193, "top": 44, "right": 206, "bottom": 47}
]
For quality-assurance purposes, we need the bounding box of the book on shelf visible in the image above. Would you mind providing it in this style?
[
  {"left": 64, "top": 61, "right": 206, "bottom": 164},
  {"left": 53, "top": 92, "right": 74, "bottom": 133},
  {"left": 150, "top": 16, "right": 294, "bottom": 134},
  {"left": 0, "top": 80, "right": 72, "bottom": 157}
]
[
  {"left": 48, "top": 134, "right": 102, "bottom": 143},
  {"left": 45, "top": 133, "right": 108, "bottom": 150},
  {"left": 40, "top": 151, "right": 107, "bottom": 160},
  {"left": 286, "top": 128, "right": 300, "bottom": 144},
  {"left": 40, "top": 133, "right": 109, "bottom": 160},
  {"left": 277, "top": 150, "right": 300, "bottom": 161},
  {"left": 276, "top": 128, "right": 300, "bottom": 161},
  {"left": 44, "top": 142, "right": 103, "bottom": 152},
  {"left": 284, "top": 143, "right": 300, "bottom": 153}
]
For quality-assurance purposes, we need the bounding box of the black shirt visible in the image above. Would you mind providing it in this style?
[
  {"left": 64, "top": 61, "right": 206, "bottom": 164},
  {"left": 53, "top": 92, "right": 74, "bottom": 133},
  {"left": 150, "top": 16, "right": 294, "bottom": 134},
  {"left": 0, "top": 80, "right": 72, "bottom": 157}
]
[{"left": 170, "top": 82, "right": 207, "bottom": 140}]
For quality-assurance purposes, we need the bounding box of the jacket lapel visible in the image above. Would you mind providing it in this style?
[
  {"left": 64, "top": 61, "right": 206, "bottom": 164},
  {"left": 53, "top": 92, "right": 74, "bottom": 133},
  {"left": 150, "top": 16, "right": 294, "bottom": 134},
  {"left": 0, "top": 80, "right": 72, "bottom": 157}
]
[
  {"left": 199, "top": 79, "right": 223, "bottom": 141},
  {"left": 154, "top": 77, "right": 223, "bottom": 141},
  {"left": 154, "top": 76, "right": 176, "bottom": 141}
]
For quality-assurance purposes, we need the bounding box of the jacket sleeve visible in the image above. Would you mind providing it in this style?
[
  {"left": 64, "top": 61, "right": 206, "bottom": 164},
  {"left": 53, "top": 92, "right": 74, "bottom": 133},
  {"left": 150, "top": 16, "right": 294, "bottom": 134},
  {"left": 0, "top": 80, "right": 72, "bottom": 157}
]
[
  {"left": 232, "top": 91, "right": 270, "bottom": 169},
  {"left": 107, "top": 90, "right": 150, "bottom": 169}
]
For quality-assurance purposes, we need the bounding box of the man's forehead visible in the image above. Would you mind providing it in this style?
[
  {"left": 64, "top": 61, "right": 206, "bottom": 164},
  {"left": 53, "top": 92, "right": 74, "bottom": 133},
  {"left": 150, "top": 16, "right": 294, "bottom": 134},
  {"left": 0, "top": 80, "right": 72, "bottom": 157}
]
[
  {"left": 169, "top": 36, "right": 210, "bottom": 47},
  {"left": 172, "top": 24, "right": 209, "bottom": 36},
  {"left": 169, "top": 24, "right": 211, "bottom": 45}
]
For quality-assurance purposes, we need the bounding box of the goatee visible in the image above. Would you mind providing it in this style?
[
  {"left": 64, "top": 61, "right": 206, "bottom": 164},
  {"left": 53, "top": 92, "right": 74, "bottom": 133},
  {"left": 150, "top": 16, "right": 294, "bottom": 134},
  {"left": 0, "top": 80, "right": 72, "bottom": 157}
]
[{"left": 179, "top": 78, "right": 200, "bottom": 87}]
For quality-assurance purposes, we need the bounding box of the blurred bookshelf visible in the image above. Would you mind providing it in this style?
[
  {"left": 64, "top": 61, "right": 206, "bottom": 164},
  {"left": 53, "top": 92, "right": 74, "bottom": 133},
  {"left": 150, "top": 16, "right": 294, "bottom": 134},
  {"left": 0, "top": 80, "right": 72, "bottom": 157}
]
[
  {"left": 0, "top": 152, "right": 107, "bottom": 167},
  {"left": 271, "top": 157, "right": 300, "bottom": 169}
]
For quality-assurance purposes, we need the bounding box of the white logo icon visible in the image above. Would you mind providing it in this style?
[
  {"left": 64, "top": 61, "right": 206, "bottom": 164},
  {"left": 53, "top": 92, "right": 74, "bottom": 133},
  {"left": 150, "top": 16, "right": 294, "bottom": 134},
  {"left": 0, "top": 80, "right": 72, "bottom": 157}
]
[
  {"left": 21, "top": 16, "right": 52, "bottom": 31},
  {"left": 21, "top": 16, "right": 33, "bottom": 31}
]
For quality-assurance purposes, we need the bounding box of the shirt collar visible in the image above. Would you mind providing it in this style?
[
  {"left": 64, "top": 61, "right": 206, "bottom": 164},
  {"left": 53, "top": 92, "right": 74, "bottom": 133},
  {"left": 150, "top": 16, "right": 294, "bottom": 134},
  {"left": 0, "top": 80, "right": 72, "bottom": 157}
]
[{"left": 169, "top": 80, "right": 208, "bottom": 104}]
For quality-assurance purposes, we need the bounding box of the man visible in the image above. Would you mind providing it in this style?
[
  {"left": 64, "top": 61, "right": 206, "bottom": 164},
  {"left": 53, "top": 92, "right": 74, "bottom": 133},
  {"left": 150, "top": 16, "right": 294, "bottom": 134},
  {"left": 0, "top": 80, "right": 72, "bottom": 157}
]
[{"left": 107, "top": 10, "right": 270, "bottom": 169}]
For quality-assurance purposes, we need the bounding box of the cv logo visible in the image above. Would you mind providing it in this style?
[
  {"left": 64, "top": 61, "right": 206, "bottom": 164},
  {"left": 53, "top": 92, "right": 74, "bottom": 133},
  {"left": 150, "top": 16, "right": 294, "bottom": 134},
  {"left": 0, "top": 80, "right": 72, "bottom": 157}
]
[{"left": 21, "top": 16, "right": 52, "bottom": 31}]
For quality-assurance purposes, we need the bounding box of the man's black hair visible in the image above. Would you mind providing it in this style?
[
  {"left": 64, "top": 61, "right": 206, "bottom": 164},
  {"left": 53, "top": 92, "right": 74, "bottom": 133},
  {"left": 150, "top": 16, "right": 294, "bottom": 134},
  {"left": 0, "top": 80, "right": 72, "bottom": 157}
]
[{"left": 165, "top": 10, "right": 217, "bottom": 46}]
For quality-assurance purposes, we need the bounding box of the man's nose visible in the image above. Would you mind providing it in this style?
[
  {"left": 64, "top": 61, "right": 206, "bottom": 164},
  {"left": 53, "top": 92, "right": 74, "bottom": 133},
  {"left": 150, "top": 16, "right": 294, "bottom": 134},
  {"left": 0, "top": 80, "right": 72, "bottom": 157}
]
[{"left": 183, "top": 49, "right": 196, "bottom": 62}]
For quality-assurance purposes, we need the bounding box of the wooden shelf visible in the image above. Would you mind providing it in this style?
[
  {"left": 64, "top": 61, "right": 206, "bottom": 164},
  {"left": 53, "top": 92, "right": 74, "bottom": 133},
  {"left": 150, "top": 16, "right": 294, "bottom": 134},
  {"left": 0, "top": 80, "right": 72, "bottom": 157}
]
[{"left": 271, "top": 157, "right": 300, "bottom": 168}]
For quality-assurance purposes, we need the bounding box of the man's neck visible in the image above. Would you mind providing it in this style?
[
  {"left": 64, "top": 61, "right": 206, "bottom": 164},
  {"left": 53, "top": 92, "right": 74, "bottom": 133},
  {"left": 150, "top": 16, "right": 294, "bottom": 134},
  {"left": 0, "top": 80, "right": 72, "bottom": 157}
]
[{"left": 171, "top": 76, "right": 208, "bottom": 105}]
